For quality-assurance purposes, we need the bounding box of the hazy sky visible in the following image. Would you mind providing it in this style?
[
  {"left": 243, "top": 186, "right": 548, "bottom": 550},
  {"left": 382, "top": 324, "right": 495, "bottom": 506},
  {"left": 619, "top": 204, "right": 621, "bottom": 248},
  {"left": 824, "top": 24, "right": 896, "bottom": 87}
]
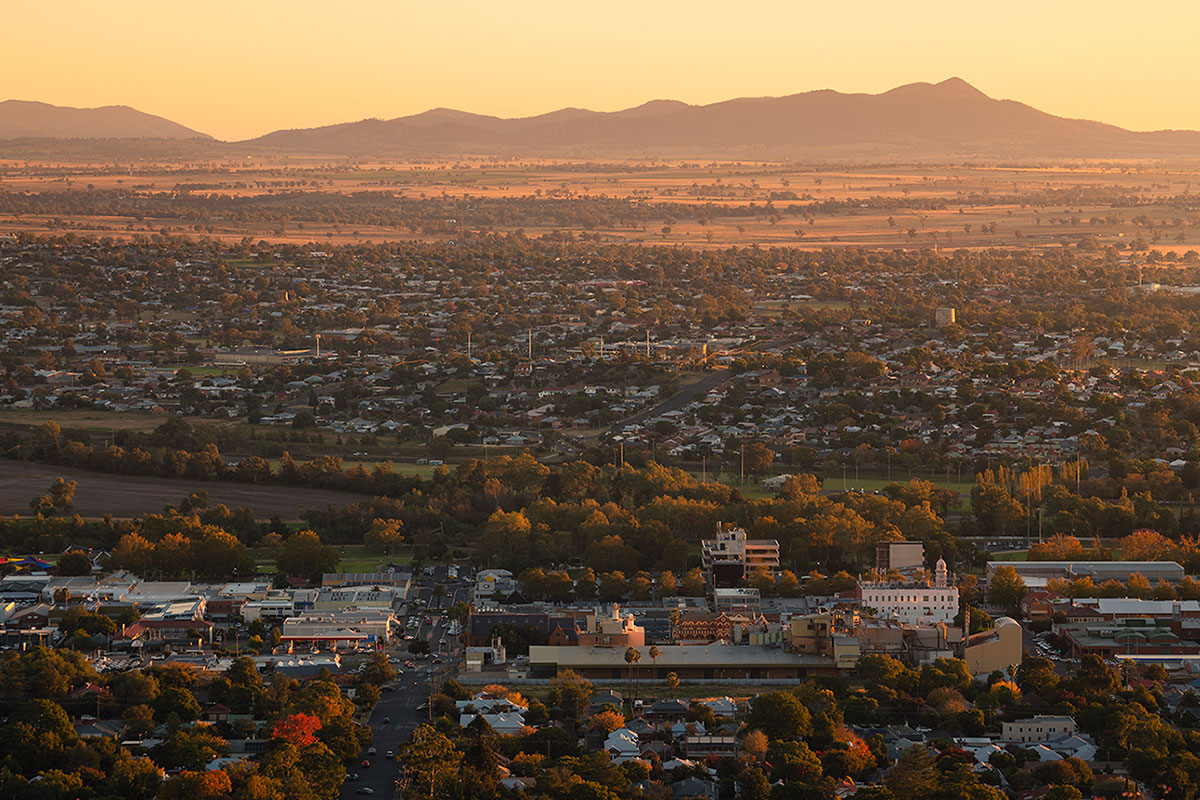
[{"left": 4, "top": 1, "right": 1197, "bottom": 140}]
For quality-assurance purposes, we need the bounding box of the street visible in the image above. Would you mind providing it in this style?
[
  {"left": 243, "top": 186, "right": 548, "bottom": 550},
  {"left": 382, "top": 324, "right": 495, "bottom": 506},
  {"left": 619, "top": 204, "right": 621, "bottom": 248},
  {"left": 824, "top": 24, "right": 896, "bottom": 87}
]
[{"left": 339, "top": 572, "right": 467, "bottom": 799}]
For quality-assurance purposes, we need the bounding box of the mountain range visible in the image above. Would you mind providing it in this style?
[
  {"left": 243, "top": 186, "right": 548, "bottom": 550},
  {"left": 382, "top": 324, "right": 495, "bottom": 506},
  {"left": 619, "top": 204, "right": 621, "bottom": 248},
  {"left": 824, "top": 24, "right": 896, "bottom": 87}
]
[
  {"left": 243, "top": 78, "right": 1200, "bottom": 159},
  {"left": 0, "top": 100, "right": 209, "bottom": 140},
  {"left": 4, "top": 79, "right": 1200, "bottom": 159}
]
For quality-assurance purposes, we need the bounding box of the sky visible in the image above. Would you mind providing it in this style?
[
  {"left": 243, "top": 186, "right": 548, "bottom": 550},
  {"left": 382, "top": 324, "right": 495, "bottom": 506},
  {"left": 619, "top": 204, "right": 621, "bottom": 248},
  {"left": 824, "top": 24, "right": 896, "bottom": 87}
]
[{"left": 3, "top": 1, "right": 1197, "bottom": 141}]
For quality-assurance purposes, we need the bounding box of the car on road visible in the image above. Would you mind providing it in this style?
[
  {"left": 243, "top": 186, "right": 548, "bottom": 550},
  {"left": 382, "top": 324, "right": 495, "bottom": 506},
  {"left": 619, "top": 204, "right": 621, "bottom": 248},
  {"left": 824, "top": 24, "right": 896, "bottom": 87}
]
[
  {"left": 367, "top": 747, "right": 376, "bottom": 755},
  {"left": 432, "top": 658, "right": 443, "bottom": 664},
  {"left": 385, "top": 750, "right": 393, "bottom": 759},
  {"left": 360, "top": 759, "right": 370, "bottom": 768},
  {"left": 383, "top": 717, "right": 390, "bottom": 724},
  {"left": 357, "top": 788, "right": 374, "bottom": 795}
]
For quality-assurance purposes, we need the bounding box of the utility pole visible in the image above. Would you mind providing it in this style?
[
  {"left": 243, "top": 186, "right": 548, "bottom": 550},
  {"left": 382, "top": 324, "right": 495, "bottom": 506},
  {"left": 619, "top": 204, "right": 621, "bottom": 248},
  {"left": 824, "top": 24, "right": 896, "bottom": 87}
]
[{"left": 315, "top": 333, "right": 321, "bottom": 359}]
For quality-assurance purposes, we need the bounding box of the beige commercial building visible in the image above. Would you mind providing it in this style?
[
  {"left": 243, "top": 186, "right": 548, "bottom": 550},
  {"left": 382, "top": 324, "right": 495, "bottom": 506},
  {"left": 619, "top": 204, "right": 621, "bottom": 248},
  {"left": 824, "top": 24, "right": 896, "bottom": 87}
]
[
  {"left": 961, "top": 616, "right": 1022, "bottom": 676},
  {"left": 1002, "top": 715, "right": 1077, "bottom": 744}
]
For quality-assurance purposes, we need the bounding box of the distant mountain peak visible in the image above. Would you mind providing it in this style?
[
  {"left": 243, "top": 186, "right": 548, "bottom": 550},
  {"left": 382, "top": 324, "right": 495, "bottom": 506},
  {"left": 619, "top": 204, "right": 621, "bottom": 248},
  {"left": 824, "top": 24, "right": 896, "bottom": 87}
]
[{"left": 884, "top": 77, "right": 990, "bottom": 101}]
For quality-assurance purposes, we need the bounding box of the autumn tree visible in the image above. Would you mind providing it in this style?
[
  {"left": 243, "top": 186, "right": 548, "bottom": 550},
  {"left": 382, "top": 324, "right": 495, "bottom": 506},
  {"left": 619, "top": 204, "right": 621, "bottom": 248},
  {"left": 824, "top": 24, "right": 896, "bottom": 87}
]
[{"left": 272, "top": 712, "right": 323, "bottom": 747}]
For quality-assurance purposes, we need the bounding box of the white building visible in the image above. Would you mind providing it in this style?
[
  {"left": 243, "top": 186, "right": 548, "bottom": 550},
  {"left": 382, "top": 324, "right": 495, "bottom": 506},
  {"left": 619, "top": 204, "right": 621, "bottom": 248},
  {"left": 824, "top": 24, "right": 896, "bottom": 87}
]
[
  {"left": 312, "top": 587, "right": 399, "bottom": 611},
  {"left": 242, "top": 596, "right": 296, "bottom": 623},
  {"left": 712, "top": 587, "right": 762, "bottom": 614},
  {"left": 859, "top": 558, "right": 958, "bottom": 625}
]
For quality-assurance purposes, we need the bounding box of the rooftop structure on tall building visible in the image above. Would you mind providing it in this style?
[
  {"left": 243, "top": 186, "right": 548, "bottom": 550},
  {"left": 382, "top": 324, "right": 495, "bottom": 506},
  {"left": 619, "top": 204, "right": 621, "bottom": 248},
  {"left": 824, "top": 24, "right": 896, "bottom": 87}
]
[
  {"left": 702, "top": 527, "right": 779, "bottom": 588},
  {"left": 876, "top": 541, "right": 925, "bottom": 575}
]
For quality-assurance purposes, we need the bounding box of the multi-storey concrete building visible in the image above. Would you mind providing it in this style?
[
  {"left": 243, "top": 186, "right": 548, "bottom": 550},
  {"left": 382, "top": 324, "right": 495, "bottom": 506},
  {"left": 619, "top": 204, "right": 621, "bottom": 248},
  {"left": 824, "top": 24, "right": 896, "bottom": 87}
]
[{"left": 702, "top": 527, "right": 779, "bottom": 587}]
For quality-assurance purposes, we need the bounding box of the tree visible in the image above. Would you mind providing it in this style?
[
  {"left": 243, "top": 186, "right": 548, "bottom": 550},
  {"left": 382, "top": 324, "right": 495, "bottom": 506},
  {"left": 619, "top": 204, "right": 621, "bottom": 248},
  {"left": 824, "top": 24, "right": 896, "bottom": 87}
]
[
  {"left": 681, "top": 567, "right": 706, "bottom": 597},
  {"left": 550, "top": 669, "right": 593, "bottom": 719},
  {"left": 276, "top": 530, "right": 340, "bottom": 580},
  {"left": 153, "top": 686, "right": 201, "bottom": 722},
  {"left": 226, "top": 656, "right": 261, "bottom": 687},
  {"left": 123, "top": 703, "right": 156, "bottom": 738},
  {"left": 272, "top": 712, "right": 323, "bottom": 747},
  {"left": 161, "top": 769, "right": 233, "bottom": 800},
  {"left": 6, "top": 699, "right": 77, "bottom": 771},
  {"left": 1044, "top": 788, "right": 1083, "bottom": 800},
  {"left": 886, "top": 744, "right": 938, "bottom": 800},
  {"left": 109, "top": 756, "right": 164, "bottom": 800},
  {"left": 742, "top": 729, "right": 769, "bottom": 760},
  {"left": 987, "top": 564, "right": 1026, "bottom": 611},
  {"left": 55, "top": 550, "right": 92, "bottom": 576},
  {"left": 362, "top": 651, "right": 395, "bottom": 685},
  {"left": 743, "top": 442, "right": 774, "bottom": 477},
  {"left": 856, "top": 654, "right": 907, "bottom": 688},
  {"left": 666, "top": 672, "right": 680, "bottom": 699},
  {"left": 48, "top": 478, "right": 76, "bottom": 515},
  {"left": 398, "top": 724, "right": 461, "bottom": 797},
  {"left": 364, "top": 518, "right": 404, "bottom": 554},
  {"left": 624, "top": 646, "right": 642, "bottom": 706},
  {"left": 746, "top": 692, "right": 811, "bottom": 741},
  {"left": 588, "top": 709, "right": 625, "bottom": 734}
]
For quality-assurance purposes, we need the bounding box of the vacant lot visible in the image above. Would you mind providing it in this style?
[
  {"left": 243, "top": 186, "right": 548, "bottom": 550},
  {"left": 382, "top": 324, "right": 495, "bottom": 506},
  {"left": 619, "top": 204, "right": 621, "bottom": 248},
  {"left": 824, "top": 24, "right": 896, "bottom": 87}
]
[{"left": 0, "top": 460, "right": 373, "bottom": 519}]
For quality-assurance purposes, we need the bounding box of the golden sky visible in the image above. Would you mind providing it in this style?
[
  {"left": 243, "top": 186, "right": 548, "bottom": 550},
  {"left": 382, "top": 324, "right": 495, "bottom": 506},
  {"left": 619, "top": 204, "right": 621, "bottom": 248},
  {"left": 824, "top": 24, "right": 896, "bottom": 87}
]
[{"left": 3, "top": 0, "right": 1197, "bottom": 141}]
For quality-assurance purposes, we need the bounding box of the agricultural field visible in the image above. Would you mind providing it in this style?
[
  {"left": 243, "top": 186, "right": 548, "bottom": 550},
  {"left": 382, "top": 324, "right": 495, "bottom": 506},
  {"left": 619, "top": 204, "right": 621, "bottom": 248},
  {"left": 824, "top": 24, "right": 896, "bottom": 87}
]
[
  {"left": 3, "top": 157, "right": 1199, "bottom": 254},
  {"left": 0, "top": 460, "right": 374, "bottom": 520}
]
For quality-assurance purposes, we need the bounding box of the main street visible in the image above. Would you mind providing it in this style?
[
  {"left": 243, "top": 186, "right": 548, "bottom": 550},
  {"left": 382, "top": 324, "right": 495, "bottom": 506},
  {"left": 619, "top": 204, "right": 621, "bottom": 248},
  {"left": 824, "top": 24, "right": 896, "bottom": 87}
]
[{"left": 339, "top": 573, "right": 467, "bottom": 799}]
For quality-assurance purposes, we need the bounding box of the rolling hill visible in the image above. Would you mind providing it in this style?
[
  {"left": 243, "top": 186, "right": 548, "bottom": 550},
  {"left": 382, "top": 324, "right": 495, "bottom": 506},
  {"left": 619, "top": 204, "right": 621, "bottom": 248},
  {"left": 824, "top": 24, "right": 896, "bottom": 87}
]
[
  {"left": 0, "top": 100, "right": 210, "bottom": 140},
  {"left": 243, "top": 78, "right": 1200, "bottom": 159}
]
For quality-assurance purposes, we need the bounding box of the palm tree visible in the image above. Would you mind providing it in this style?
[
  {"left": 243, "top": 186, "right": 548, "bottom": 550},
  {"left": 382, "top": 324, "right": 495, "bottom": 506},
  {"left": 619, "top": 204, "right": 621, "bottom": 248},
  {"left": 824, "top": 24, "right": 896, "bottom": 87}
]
[
  {"left": 669, "top": 609, "right": 681, "bottom": 644},
  {"left": 624, "top": 646, "right": 641, "bottom": 710},
  {"left": 666, "top": 672, "right": 680, "bottom": 699},
  {"left": 648, "top": 645, "right": 660, "bottom": 685}
]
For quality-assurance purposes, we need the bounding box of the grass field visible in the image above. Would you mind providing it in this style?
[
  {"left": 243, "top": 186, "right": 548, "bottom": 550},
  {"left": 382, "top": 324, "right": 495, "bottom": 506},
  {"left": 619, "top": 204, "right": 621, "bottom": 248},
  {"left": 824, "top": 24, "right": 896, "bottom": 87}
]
[
  {"left": 248, "top": 543, "right": 411, "bottom": 574},
  {"left": 259, "top": 458, "right": 438, "bottom": 478},
  {"left": 0, "top": 409, "right": 172, "bottom": 433},
  {"left": 991, "top": 550, "right": 1029, "bottom": 562}
]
